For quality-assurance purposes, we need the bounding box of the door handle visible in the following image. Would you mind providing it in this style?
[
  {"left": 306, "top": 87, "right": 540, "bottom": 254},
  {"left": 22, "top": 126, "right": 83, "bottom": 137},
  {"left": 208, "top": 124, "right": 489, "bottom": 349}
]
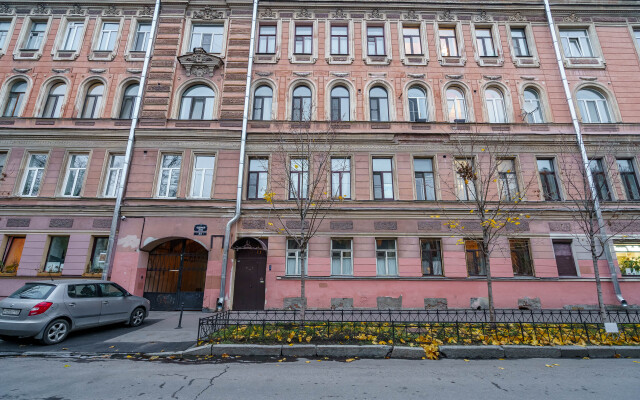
[
  {"left": 259, "top": 279, "right": 265, "bottom": 284},
  {"left": 103, "top": 301, "right": 109, "bottom": 304},
  {"left": 68, "top": 303, "right": 75, "bottom": 307}
]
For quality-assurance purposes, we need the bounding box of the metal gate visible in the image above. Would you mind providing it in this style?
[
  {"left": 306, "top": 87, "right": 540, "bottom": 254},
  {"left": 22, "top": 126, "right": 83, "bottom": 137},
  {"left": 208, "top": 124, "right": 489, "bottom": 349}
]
[{"left": 143, "top": 239, "right": 208, "bottom": 311}]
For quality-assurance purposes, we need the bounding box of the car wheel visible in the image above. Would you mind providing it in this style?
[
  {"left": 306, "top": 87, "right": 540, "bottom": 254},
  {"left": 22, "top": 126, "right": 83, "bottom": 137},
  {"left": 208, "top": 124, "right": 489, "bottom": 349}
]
[
  {"left": 40, "top": 319, "right": 70, "bottom": 345},
  {"left": 129, "top": 307, "right": 146, "bottom": 327}
]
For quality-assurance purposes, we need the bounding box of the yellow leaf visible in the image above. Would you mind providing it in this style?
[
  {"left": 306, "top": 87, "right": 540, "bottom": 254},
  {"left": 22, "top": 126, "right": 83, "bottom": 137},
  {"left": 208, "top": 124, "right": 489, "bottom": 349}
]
[
  {"left": 149, "top": 356, "right": 159, "bottom": 360},
  {"left": 305, "top": 361, "right": 311, "bottom": 363},
  {"left": 498, "top": 367, "right": 505, "bottom": 370},
  {"left": 221, "top": 353, "right": 229, "bottom": 358},
  {"left": 109, "top": 346, "right": 115, "bottom": 349},
  {"left": 464, "top": 359, "right": 470, "bottom": 362},
  {"left": 64, "top": 365, "right": 70, "bottom": 368},
  {"left": 345, "top": 358, "right": 355, "bottom": 363}
]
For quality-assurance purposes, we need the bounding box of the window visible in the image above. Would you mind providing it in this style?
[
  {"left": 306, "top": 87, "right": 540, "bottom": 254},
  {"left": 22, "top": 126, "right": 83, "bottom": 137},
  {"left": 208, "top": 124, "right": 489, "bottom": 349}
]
[
  {"left": 330, "top": 86, "right": 350, "bottom": 121},
  {"left": 294, "top": 25, "right": 312, "bottom": 54},
  {"left": 408, "top": 86, "right": 428, "bottom": 122},
  {"left": 403, "top": 27, "right": 421, "bottom": 55},
  {"left": 0, "top": 151, "right": 6, "bottom": 174},
  {"left": 414, "top": 158, "right": 435, "bottom": 201},
  {"left": 104, "top": 155, "right": 124, "bottom": 197},
  {"left": 510, "top": 239, "right": 533, "bottom": 276},
  {"left": 331, "top": 157, "right": 351, "bottom": 199},
  {"left": 372, "top": 157, "right": 394, "bottom": 200},
  {"left": 589, "top": 159, "right": 612, "bottom": 201},
  {"left": 0, "top": 21, "right": 10, "bottom": 49},
  {"left": 476, "top": 28, "right": 496, "bottom": 57},
  {"left": 67, "top": 283, "right": 97, "bottom": 298},
  {"left": 331, "top": 239, "right": 352, "bottom": 275},
  {"left": 465, "top": 240, "right": 486, "bottom": 276},
  {"left": 88, "top": 237, "right": 109, "bottom": 274},
  {"left": 376, "top": 239, "right": 397, "bottom": 276},
  {"left": 617, "top": 159, "right": 640, "bottom": 201},
  {"left": 44, "top": 236, "right": 70, "bottom": 273},
  {"left": 61, "top": 21, "right": 84, "bottom": 51},
  {"left": 485, "top": 88, "right": 507, "bottom": 123},
  {"left": 157, "top": 155, "right": 182, "bottom": 198},
  {"left": 24, "top": 22, "right": 46, "bottom": 50},
  {"left": 132, "top": 22, "right": 151, "bottom": 52},
  {"left": 190, "top": 25, "right": 223, "bottom": 53},
  {"left": 559, "top": 29, "right": 593, "bottom": 58},
  {"left": 454, "top": 158, "right": 476, "bottom": 201},
  {"left": 614, "top": 243, "right": 640, "bottom": 276},
  {"left": 190, "top": 155, "right": 215, "bottom": 198},
  {"left": 523, "top": 88, "right": 544, "bottom": 123},
  {"left": 537, "top": 158, "right": 561, "bottom": 201},
  {"left": 3, "top": 81, "right": 27, "bottom": 117},
  {"left": 439, "top": 28, "right": 458, "bottom": 57},
  {"left": 81, "top": 83, "right": 104, "bottom": 119},
  {"left": 96, "top": 22, "right": 119, "bottom": 51},
  {"left": 1, "top": 236, "right": 24, "bottom": 273},
  {"left": 21, "top": 154, "right": 47, "bottom": 196},
  {"left": 367, "top": 26, "right": 385, "bottom": 56},
  {"left": 511, "top": 28, "right": 530, "bottom": 57},
  {"left": 577, "top": 89, "right": 612, "bottom": 123},
  {"left": 635, "top": 30, "right": 640, "bottom": 50},
  {"left": 286, "top": 239, "right": 306, "bottom": 275},
  {"left": 257, "top": 25, "right": 276, "bottom": 54},
  {"left": 99, "top": 283, "right": 125, "bottom": 297},
  {"left": 291, "top": 85, "right": 312, "bottom": 121},
  {"left": 498, "top": 159, "right": 519, "bottom": 201},
  {"left": 421, "top": 239, "right": 442, "bottom": 276},
  {"left": 331, "top": 26, "right": 348, "bottom": 55},
  {"left": 62, "top": 154, "right": 88, "bottom": 197},
  {"left": 119, "top": 83, "right": 139, "bottom": 119},
  {"left": 247, "top": 158, "right": 268, "bottom": 199},
  {"left": 369, "top": 87, "right": 389, "bottom": 122},
  {"left": 289, "top": 158, "right": 308, "bottom": 199},
  {"left": 42, "top": 83, "right": 66, "bottom": 118},
  {"left": 179, "top": 85, "right": 215, "bottom": 120},
  {"left": 446, "top": 87, "right": 467, "bottom": 122},
  {"left": 252, "top": 86, "right": 273, "bottom": 121}
]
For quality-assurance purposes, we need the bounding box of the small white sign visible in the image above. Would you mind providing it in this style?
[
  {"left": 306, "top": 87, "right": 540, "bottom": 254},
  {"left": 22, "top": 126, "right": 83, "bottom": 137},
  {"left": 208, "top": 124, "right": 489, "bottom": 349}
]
[{"left": 604, "top": 322, "right": 619, "bottom": 333}]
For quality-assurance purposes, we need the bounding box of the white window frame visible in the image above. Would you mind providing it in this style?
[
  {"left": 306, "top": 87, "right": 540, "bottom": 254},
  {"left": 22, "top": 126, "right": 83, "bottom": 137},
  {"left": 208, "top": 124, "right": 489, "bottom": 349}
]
[
  {"left": 576, "top": 88, "right": 613, "bottom": 124},
  {"left": 61, "top": 154, "right": 89, "bottom": 197},
  {"left": 96, "top": 21, "right": 120, "bottom": 51},
  {"left": 324, "top": 20, "right": 354, "bottom": 65},
  {"left": 102, "top": 154, "right": 124, "bottom": 198},
  {"left": 470, "top": 24, "right": 504, "bottom": 67},
  {"left": 522, "top": 87, "right": 545, "bottom": 123},
  {"left": 156, "top": 154, "right": 182, "bottom": 198},
  {"left": 361, "top": 20, "right": 392, "bottom": 65},
  {"left": 13, "top": 16, "right": 52, "bottom": 60},
  {"left": 286, "top": 239, "right": 307, "bottom": 276},
  {"left": 435, "top": 22, "right": 466, "bottom": 67},
  {"left": 507, "top": 24, "right": 540, "bottom": 68},
  {"left": 51, "top": 16, "right": 87, "bottom": 60},
  {"left": 253, "top": 20, "right": 282, "bottom": 64},
  {"left": 331, "top": 239, "right": 353, "bottom": 276},
  {"left": 0, "top": 16, "right": 17, "bottom": 58},
  {"left": 125, "top": 18, "right": 152, "bottom": 61},
  {"left": 444, "top": 85, "right": 470, "bottom": 123},
  {"left": 288, "top": 21, "right": 318, "bottom": 64},
  {"left": 331, "top": 157, "right": 351, "bottom": 200},
  {"left": 497, "top": 158, "right": 521, "bottom": 201},
  {"left": 454, "top": 158, "right": 476, "bottom": 201},
  {"left": 484, "top": 87, "right": 508, "bottom": 123},
  {"left": 376, "top": 239, "right": 398, "bottom": 276},
  {"left": 88, "top": 16, "right": 123, "bottom": 61},
  {"left": 20, "top": 153, "right": 48, "bottom": 197},
  {"left": 189, "top": 24, "right": 224, "bottom": 53},
  {"left": 190, "top": 154, "right": 216, "bottom": 199},
  {"left": 556, "top": 24, "right": 605, "bottom": 69},
  {"left": 398, "top": 21, "right": 429, "bottom": 66}
]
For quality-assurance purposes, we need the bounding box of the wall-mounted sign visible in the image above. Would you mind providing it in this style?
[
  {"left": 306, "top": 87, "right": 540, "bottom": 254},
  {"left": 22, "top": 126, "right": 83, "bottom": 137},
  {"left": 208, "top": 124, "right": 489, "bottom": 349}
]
[{"left": 194, "top": 224, "right": 208, "bottom": 236}]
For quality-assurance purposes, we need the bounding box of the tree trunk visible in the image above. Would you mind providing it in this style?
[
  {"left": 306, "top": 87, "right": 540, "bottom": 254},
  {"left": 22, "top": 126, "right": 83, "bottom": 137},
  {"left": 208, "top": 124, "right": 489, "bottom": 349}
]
[
  {"left": 483, "top": 231, "right": 496, "bottom": 324},
  {"left": 591, "top": 241, "right": 608, "bottom": 323},
  {"left": 300, "top": 220, "right": 306, "bottom": 322}
]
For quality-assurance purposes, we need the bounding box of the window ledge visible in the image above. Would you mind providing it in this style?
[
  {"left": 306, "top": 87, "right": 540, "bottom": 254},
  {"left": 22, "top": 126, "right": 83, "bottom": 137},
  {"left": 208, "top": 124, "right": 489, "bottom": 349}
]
[
  {"left": 14, "top": 50, "right": 43, "bottom": 60},
  {"left": 89, "top": 50, "right": 116, "bottom": 61},
  {"left": 53, "top": 50, "right": 80, "bottom": 61},
  {"left": 37, "top": 272, "right": 62, "bottom": 277},
  {"left": 476, "top": 56, "right": 504, "bottom": 67},
  {"left": 255, "top": 53, "right": 279, "bottom": 64},
  {"left": 401, "top": 55, "right": 428, "bottom": 66},
  {"left": 564, "top": 57, "right": 605, "bottom": 69},
  {"left": 326, "top": 55, "right": 354, "bottom": 65},
  {"left": 124, "top": 51, "right": 146, "bottom": 62},
  {"left": 82, "top": 273, "right": 103, "bottom": 278},
  {"left": 0, "top": 272, "right": 18, "bottom": 277},
  {"left": 438, "top": 56, "right": 466, "bottom": 67},
  {"left": 363, "top": 55, "right": 391, "bottom": 65},
  {"left": 512, "top": 56, "right": 540, "bottom": 68}
]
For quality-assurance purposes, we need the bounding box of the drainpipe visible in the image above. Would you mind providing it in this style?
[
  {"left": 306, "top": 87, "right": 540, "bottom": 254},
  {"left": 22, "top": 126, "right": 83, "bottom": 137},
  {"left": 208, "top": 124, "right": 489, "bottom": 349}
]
[
  {"left": 217, "top": 0, "right": 260, "bottom": 310},
  {"left": 102, "top": 0, "right": 161, "bottom": 281},
  {"left": 543, "top": 0, "right": 627, "bottom": 307}
]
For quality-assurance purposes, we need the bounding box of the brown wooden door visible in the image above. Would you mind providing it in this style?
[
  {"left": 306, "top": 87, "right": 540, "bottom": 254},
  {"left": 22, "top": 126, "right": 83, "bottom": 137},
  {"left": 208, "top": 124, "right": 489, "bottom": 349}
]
[
  {"left": 233, "top": 249, "right": 267, "bottom": 310},
  {"left": 553, "top": 241, "right": 577, "bottom": 276}
]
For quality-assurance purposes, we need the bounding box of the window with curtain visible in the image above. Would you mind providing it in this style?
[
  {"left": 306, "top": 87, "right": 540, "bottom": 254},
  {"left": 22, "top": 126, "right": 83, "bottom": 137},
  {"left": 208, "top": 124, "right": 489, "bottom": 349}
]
[
  {"left": 446, "top": 87, "right": 467, "bottom": 122},
  {"left": 367, "top": 26, "right": 385, "bottom": 56},
  {"left": 414, "top": 158, "right": 435, "bottom": 201},
  {"left": 252, "top": 85, "right": 273, "bottom": 121},
  {"left": 372, "top": 157, "right": 394, "bottom": 200},
  {"left": 331, "top": 239, "right": 353, "bottom": 276},
  {"left": 376, "top": 239, "right": 397, "bottom": 276},
  {"left": 511, "top": 28, "right": 530, "bottom": 57},
  {"left": 190, "top": 155, "right": 216, "bottom": 198},
  {"left": 475, "top": 28, "right": 496, "bottom": 57},
  {"left": 421, "top": 239, "right": 443, "bottom": 276},
  {"left": 465, "top": 240, "right": 486, "bottom": 276},
  {"left": 3, "top": 81, "right": 27, "bottom": 117},
  {"left": 42, "top": 83, "right": 67, "bottom": 118},
  {"left": 330, "top": 86, "right": 350, "bottom": 121},
  {"left": 104, "top": 154, "right": 124, "bottom": 197},
  {"left": 62, "top": 154, "right": 89, "bottom": 197},
  {"left": 157, "top": 155, "right": 182, "bottom": 198},
  {"left": 403, "top": 27, "right": 421, "bottom": 55},
  {"left": 439, "top": 27, "right": 458, "bottom": 57},
  {"left": 81, "top": 83, "right": 104, "bottom": 119},
  {"left": 247, "top": 158, "right": 268, "bottom": 199},
  {"left": 330, "top": 26, "right": 348, "bottom": 55},
  {"left": 577, "top": 89, "right": 612, "bottom": 123},
  {"left": 291, "top": 85, "right": 312, "bottom": 121},
  {"left": 257, "top": 25, "right": 276, "bottom": 54},
  {"left": 286, "top": 239, "right": 307, "bottom": 276},
  {"left": 485, "top": 88, "right": 506, "bottom": 123},
  {"left": 21, "top": 154, "right": 47, "bottom": 197},
  {"left": 289, "top": 158, "right": 309, "bottom": 199},
  {"left": 179, "top": 85, "right": 215, "bottom": 120}
]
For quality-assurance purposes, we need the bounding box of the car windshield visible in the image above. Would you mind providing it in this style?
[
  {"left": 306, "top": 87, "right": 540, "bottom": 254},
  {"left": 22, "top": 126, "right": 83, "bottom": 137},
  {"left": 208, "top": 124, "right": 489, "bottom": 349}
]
[{"left": 9, "top": 283, "right": 56, "bottom": 300}]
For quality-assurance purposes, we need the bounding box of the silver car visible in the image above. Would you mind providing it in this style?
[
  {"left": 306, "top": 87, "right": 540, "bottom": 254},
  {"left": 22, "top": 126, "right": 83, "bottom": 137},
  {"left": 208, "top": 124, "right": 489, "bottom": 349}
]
[{"left": 0, "top": 280, "right": 150, "bottom": 345}]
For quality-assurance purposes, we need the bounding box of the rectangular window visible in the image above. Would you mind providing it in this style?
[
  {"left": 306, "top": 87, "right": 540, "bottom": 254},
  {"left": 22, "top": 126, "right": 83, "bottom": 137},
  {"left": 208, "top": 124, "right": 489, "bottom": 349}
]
[
  {"left": 331, "top": 158, "right": 351, "bottom": 199},
  {"left": 96, "top": 22, "right": 119, "bottom": 51},
  {"left": 617, "top": 159, "right": 640, "bottom": 201},
  {"left": 257, "top": 25, "right": 276, "bottom": 54},
  {"left": 614, "top": 243, "right": 640, "bottom": 276},
  {"left": 454, "top": 158, "right": 476, "bottom": 201},
  {"left": 24, "top": 22, "right": 46, "bottom": 50},
  {"left": 0, "top": 21, "right": 10, "bottom": 49},
  {"left": 510, "top": 239, "right": 534, "bottom": 276},
  {"left": 21, "top": 154, "right": 47, "bottom": 197},
  {"left": 62, "top": 154, "right": 88, "bottom": 197},
  {"left": 330, "top": 26, "right": 348, "bottom": 55},
  {"left": 1, "top": 236, "right": 25, "bottom": 274},
  {"left": 414, "top": 158, "right": 435, "bottom": 201},
  {"left": 157, "top": 154, "right": 182, "bottom": 198},
  {"left": 331, "top": 239, "right": 353, "bottom": 275},
  {"left": 286, "top": 239, "right": 306, "bottom": 276},
  {"left": 376, "top": 239, "right": 397, "bottom": 276},
  {"left": 589, "top": 159, "right": 612, "bottom": 201},
  {"left": 559, "top": 29, "right": 594, "bottom": 58},
  {"left": 465, "top": 239, "right": 486, "bottom": 276},
  {"left": 289, "top": 158, "right": 309, "bottom": 199},
  {"left": 0, "top": 151, "right": 7, "bottom": 174},
  {"left": 247, "top": 158, "right": 268, "bottom": 199},
  {"left": 104, "top": 155, "right": 124, "bottom": 197},
  {"left": 44, "top": 236, "right": 70, "bottom": 273},
  {"left": 190, "top": 155, "right": 215, "bottom": 198},
  {"left": 403, "top": 27, "right": 421, "bottom": 55},
  {"left": 476, "top": 28, "right": 496, "bottom": 57},
  {"left": 635, "top": 30, "right": 640, "bottom": 50},
  {"left": 439, "top": 27, "right": 458, "bottom": 57},
  {"left": 61, "top": 21, "right": 84, "bottom": 51},
  {"left": 537, "top": 158, "right": 561, "bottom": 201},
  {"left": 421, "top": 239, "right": 443, "bottom": 276},
  {"left": 372, "top": 157, "right": 394, "bottom": 200},
  {"left": 294, "top": 25, "right": 312, "bottom": 54},
  {"left": 367, "top": 26, "right": 385, "bottom": 56},
  {"left": 132, "top": 22, "right": 151, "bottom": 52},
  {"left": 498, "top": 159, "right": 520, "bottom": 201},
  {"left": 88, "top": 237, "right": 109, "bottom": 274},
  {"left": 190, "top": 25, "right": 224, "bottom": 53},
  {"left": 511, "top": 28, "right": 530, "bottom": 57}
]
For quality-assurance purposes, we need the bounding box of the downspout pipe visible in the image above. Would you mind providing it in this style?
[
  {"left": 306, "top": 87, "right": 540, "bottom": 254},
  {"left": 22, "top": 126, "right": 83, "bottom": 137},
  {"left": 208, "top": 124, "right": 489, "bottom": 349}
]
[
  {"left": 218, "top": 0, "right": 260, "bottom": 310},
  {"left": 543, "top": 0, "right": 626, "bottom": 307},
  {"left": 102, "top": 0, "right": 161, "bottom": 281}
]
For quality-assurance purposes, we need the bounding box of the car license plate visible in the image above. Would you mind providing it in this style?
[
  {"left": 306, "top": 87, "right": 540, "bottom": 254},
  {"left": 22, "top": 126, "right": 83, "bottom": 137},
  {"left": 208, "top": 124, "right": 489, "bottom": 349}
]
[{"left": 1, "top": 308, "right": 20, "bottom": 316}]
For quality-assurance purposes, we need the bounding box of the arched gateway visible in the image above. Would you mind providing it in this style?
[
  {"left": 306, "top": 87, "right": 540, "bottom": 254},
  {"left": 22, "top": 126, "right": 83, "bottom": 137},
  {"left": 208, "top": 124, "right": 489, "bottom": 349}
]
[
  {"left": 232, "top": 237, "right": 268, "bottom": 310},
  {"left": 143, "top": 239, "right": 208, "bottom": 311}
]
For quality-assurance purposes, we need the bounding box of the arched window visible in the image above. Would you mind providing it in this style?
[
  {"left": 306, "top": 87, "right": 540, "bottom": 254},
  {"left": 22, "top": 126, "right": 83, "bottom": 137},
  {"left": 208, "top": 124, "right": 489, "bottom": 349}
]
[
  {"left": 42, "top": 83, "right": 67, "bottom": 118},
  {"left": 408, "top": 86, "right": 427, "bottom": 122},
  {"left": 119, "top": 83, "right": 139, "bottom": 119},
  {"left": 523, "top": 88, "right": 544, "bottom": 123},
  {"left": 3, "top": 81, "right": 27, "bottom": 117},
  {"left": 446, "top": 87, "right": 467, "bottom": 122},
  {"left": 252, "top": 85, "right": 273, "bottom": 121},
  {"left": 485, "top": 88, "right": 506, "bottom": 123},
  {"left": 179, "top": 85, "right": 215, "bottom": 120},
  {"left": 291, "top": 85, "right": 312, "bottom": 121},
  {"left": 577, "top": 88, "right": 612, "bottom": 123},
  {"left": 369, "top": 86, "right": 389, "bottom": 122},
  {"left": 330, "top": 86, "right": 350, "bottom": 121},
  {"left": 81, "top": 83, "right": 104, "bottom": 119}
]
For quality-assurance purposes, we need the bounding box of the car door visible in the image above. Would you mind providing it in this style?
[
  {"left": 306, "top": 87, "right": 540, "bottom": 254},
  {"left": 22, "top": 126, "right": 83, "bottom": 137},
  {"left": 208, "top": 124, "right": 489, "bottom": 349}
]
[
  {"left": 98, "top": 283, "right": 131, "bottom": 324},
  {"left": 65, "top": 284, "right": 102, "bottom": 328}
]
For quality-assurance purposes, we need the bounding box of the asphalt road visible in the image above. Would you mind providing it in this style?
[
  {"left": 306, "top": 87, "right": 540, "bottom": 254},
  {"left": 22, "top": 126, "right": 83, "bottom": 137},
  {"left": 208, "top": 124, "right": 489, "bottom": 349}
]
[{"left": 0, "top": 357, "right": 638, "bottom": 400}]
